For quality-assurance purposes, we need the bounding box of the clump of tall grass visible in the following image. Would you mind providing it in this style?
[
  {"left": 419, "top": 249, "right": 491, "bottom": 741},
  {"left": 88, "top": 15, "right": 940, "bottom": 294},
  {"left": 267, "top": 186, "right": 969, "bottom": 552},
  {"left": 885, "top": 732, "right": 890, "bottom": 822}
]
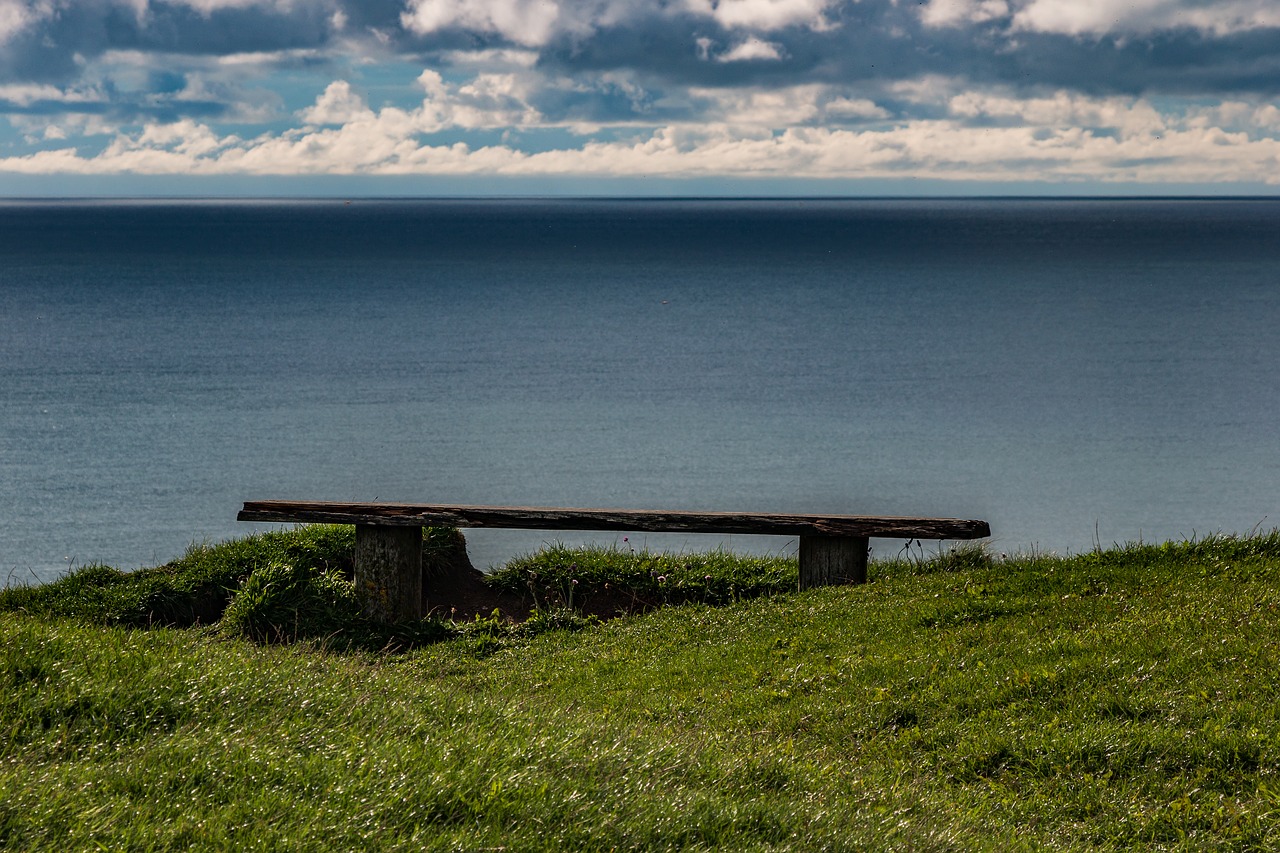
[
  {"left": 486, "top": 542, "right": 797, "bottom": 610},
  {"left": 0, "top": 525, "right": 355, "bottom": 628},
  {"left": 0, "top": 527, "right": 671, "bottom": 651},
  {"left": 220, "top": 561, "right": 362, "bottom": 642}
]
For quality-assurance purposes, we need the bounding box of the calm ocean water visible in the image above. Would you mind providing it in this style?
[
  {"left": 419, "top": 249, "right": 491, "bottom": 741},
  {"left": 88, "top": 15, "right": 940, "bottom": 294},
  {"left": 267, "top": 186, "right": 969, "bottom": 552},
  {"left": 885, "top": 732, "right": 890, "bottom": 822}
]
[{"left": 3, "top": 198, "right": 1279, "bottom": 583}]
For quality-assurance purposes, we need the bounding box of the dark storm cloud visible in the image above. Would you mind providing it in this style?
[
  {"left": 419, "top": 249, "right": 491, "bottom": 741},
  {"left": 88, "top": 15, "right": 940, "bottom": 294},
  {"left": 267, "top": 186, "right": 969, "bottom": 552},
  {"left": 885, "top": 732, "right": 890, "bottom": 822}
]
[
  {"left": 1, "top": 0, "right": 1278, "bottom": 131},
  {"left": 914, "top": 24, "right": 1280, "bottom": 96},
  {"left": 0, "top": 1, "right": 345, "bottom": 84},
  {"left": 0, "top": 0, "right": 1275, "bottom": 94},
  {"left": 529, "top": 3, "right": 1280, "bottom": 97},
  {"left": 128, "top": 4, "right": 336, "bottom": 54}
]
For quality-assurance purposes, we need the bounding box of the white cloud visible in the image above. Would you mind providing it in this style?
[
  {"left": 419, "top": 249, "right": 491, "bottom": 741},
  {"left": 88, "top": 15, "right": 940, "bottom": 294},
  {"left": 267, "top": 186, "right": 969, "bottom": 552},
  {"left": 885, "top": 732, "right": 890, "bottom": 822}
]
[
  {"left": 691, "top": 84, "right": 824, "bottom": 125},
  {"left": 282, "top": 70, "right": 546, "bottom": 143},
  {"left": 298, "top": 80, "right": 375, "bottom": 125},
  {"left": 96, "top": 46, "right": 328, "bottom": 72},
  {"left": 440, "top": 48, "right": 541, "bottom": 68},
  {"left": 401, "top": 0, "right": 561, "bottom": 46},
  {"left": 717, "top": 37, "right": 785, "bottom": 62},
  {"left": 1254, "top": 105, "right": 1280, "bottom": 129},
  {"left": 132, "top": 119, "right": 230, "bottom": 156},
  {"left": 10, "top": 111, "right": 120, "bottom": 141},
  {"left": 948, "top": 90, "right": 1167, "bottom": 136},
  {"left": 1185, "top": 100, "right": 1280, "bottom": 131},
  {"left": 4, "top": 113, "right": 1280, "bottom": 184},
  {"left": 0, "top": 83, "right": 84, "bottom": 106},
  {"left": 0, "top": 0, "right": 51, "bottom": 44},
  {"left": 886, "top": 75, "right": 970, "bottom": 107},
  {"left": 824, "top": 97, "right": 891, "bottom": 120},
  {"left": 688, "top": 84, "right": 888, "bottom": 125},
  {"left": 417, "top": 68, "right": 543, "bottom": 128},
  {"left": 683, "top": 0, "right": 835, "bottom": 31},
  {"left": 919, "top": 0, "right": 1009, "bottom": 28},
  {"left": 165, "top": 0, "right": 317, "bottom": 14},
  {"left": 400, "top": 0, "right": 835, "bottom": 49},
  {"left": 1011, "top": 0, "right": 1280, "bottom": 37},
  {"left": 918, "top": 0, "right": 1280, "bottom": 35}
]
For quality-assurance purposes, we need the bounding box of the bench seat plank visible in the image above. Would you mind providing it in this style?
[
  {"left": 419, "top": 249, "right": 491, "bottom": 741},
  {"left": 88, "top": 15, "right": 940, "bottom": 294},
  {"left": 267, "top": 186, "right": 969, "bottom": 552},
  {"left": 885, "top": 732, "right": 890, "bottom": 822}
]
[{"left": 238, "top": 500, "right": 991, "bottom": 540}]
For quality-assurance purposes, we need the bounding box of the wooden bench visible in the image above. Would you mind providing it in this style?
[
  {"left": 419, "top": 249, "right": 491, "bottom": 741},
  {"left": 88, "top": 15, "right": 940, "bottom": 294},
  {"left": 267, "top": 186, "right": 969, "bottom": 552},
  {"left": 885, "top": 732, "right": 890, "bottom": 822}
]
[{"left": 237, "top": 501, "right": 991, "bottom": 621}]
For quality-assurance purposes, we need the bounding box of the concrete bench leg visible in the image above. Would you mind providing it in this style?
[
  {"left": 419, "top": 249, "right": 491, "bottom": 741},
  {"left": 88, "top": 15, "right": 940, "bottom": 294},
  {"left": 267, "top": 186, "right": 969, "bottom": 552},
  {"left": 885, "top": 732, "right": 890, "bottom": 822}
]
[
  {"left": 354, "top": 524, "right": 422, "bottom": 621},
  {"left": 799, "top": 535, "right": 868, "bottom": 590}
]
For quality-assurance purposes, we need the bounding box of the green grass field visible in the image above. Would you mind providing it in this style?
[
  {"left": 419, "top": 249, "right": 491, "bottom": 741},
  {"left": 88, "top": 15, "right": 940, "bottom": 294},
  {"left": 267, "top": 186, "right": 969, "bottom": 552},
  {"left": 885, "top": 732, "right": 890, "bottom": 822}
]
[{"left": 3, "top": 529, "right": 1280, "bottom": 850}]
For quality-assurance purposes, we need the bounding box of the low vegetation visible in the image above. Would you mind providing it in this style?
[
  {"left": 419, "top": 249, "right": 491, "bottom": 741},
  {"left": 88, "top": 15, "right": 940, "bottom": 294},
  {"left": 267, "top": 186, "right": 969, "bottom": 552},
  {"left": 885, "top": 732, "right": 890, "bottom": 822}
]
[
  {"left": 0, "top": 525, "right": 357, "bottom": 629},
  {"left": 488, "top": 542, "right": 797, "bottom": 611},
  {"left": 3, "top": 529, "right": 1280, "bottom": 849}
]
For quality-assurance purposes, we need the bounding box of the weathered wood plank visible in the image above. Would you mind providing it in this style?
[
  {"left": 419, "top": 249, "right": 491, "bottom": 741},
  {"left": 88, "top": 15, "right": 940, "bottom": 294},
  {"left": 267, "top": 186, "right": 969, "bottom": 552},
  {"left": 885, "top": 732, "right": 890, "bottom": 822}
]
[
  {"left": 799, "top": 535, "right": 868, "bottom": 589},
  {"left": 354, "top": 524, "right": 422, "bottom": 622},
  {"left": 238, "top": 501, "right": 991, "bottom": 540}
]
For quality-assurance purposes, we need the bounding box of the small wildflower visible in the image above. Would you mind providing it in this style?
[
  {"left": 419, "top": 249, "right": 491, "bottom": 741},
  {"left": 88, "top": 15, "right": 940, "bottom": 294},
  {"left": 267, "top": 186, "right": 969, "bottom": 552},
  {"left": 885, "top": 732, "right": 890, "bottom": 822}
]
[{"left": 657, "top": 575, "right": 667, "bottom": 583}]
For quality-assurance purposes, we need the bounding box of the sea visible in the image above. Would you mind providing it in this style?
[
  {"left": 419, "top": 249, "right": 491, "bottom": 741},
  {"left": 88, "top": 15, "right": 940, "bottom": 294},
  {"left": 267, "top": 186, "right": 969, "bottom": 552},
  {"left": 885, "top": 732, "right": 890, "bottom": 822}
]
[{"left": 3, "top": 197, "right": 1279, "bottom": 584}]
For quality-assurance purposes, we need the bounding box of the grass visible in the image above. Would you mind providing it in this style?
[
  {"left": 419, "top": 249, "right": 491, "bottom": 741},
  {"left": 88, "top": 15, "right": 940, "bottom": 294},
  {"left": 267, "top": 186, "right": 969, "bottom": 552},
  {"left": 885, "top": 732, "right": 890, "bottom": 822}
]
[
  {"left": 3, "top": 529, "right": 1280, "bottom": 849},
  {"left": 487, "top": 541, "right": 797, "bottom": 610},
  {"left": 0, "top": 525, "right": 357, "bottom": 628}
]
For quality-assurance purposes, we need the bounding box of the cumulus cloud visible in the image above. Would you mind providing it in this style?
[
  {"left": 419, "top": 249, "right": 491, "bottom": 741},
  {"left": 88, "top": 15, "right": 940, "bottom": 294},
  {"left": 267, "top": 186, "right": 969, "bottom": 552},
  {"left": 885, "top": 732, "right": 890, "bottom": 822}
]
[
  {"left": 717, "top": 37, "right": 786, "bottom": 62},
  {"left": 686, "top": 0, "right": 836, "bottom": 31},
  {"left": 919, "top": 0, "right": 1009, "bottom": 28},
  {"left": 298, "top": 79, "right": 374, "bottom": 124},
  {"left": 291, "top": 69, "right": 547, "bottom": 140},
  {"left": 0, "top": 82, "right": 84, "bottom": 107},
  {"left": 1011, "top": 0, "right": 1280, "bottom": 36},
  {"left": 825, "top": 96, "right": 891, "bottom": 120},
  {"left": 687, "top": 83, "right": 893, "bottom": 125},
  {"left": 398, "top": 0, "right": 836, "bottom": 50},
  {"left": 4, "top": 105, "right": 1279, "bottom": 185},
  {"left": 916, "top": 0, "right": 1280, "bottom": 36},
  {"left": 440, "top": 48, "right": 541, "bottom": 68},
  {"left": 947, "top": 90, "right": 1168, "bottom": 136},
  {"left": 0, "top": 0, "right": 49, "bottom": 44},
  {"left": 401, "top": 0, "right": 561, "bottom": 47}
]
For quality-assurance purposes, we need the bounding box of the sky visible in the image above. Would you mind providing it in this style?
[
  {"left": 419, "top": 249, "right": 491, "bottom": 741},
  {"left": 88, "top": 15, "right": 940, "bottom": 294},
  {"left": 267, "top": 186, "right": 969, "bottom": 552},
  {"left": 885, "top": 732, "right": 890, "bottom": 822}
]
[{"left": 1, "top": 0, "right": 1279, "bottom": 195}]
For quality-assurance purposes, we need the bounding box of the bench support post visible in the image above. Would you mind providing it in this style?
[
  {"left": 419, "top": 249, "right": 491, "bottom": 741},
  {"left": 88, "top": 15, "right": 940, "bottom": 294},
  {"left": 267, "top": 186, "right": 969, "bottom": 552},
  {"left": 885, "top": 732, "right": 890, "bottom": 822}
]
[
  {"left": 798, "top": 535, "right": 868, "bottom": 590},
  {"left": 354, "top": 524, "right": 422, "bottom": 622}
]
